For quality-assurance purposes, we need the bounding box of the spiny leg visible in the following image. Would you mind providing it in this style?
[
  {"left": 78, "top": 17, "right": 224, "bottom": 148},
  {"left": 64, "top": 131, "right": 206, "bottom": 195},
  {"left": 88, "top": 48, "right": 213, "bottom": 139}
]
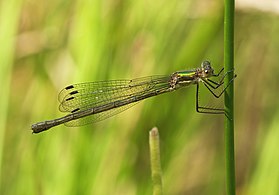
[
  {"left": 195, "top": 83, "right": 226, "bottom": 116},
  {"left": 212, "top": 67, "right": 224, "bottom": 77},
  {"left": 207, "top": 69, "right": 236, "bottom": 89},
  {"left": 201, "top": 73, "right": 236, "bottom": 98},
  {"left": 196, "top": 71, "right": 236, "bottom": 118}
]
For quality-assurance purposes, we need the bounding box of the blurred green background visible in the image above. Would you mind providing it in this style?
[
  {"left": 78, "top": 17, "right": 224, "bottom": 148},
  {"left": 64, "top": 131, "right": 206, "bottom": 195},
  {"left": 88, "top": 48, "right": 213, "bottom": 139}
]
[{"left": 1, "top": 0, "right": 279, "bottom": 194}]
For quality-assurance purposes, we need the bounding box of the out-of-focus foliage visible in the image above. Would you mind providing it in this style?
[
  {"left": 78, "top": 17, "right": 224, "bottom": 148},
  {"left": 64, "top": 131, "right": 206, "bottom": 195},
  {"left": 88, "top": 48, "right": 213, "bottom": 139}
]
[{"left": 0, "top": 0, "right": 278, "bottom": 194}]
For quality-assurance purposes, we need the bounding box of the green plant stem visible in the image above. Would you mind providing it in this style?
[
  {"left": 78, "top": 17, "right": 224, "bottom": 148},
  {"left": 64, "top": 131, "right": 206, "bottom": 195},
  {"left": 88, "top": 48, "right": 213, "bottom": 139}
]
[
  {"left": 224, "top": 0, "right": 236, "bottom": 195},
  {"left": 0, "top": 0, "right": 23, "bottom": 187},
  {"left": 149, "top": 127, "right": 163, "bottom": 195}
]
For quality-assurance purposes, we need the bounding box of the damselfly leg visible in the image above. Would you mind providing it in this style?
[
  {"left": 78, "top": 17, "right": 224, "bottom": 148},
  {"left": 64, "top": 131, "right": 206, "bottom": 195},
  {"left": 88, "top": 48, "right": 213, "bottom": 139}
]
[{"left": 196, "top": 69, "right": 236, "bottom": 117}]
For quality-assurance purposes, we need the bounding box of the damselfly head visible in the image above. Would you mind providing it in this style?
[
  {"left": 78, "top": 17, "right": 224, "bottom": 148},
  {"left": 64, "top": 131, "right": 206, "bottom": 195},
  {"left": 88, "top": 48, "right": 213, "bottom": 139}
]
[{"left": 200, "top": 60, "right": 214, "bottom": 77}]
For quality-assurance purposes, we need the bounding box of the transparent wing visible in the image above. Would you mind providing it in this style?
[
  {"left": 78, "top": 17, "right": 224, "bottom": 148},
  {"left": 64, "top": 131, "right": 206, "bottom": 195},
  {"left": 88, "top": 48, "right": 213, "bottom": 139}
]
[
  {"left": 58, "top": 75, "right": 171, "bottom": 126},
  {"left": 64, "top": 102, "right": 139, "bottom": 127}
]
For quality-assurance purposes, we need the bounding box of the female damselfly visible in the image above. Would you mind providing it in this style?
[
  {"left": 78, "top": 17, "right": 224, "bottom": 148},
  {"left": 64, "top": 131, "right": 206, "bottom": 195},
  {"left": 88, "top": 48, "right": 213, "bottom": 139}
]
[{"left": 31, "top": 61, "right": 236, "bottom": 133}]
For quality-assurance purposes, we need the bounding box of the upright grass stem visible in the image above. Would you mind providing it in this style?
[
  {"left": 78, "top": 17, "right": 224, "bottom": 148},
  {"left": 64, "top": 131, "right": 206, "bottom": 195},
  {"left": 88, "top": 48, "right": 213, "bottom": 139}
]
[
  {"left": 149, "top": 127, "right": 163, "bottom": 195},
  {"left": 0, "top": 0, "right": 22, "bottom": 186},
  {"left": 224, "top": 0, "right": 236, "bottom": 194}
]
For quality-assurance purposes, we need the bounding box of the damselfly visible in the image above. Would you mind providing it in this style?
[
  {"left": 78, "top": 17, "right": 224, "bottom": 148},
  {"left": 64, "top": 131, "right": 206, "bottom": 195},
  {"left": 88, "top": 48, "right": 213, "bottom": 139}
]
[{"left": 31, "top": 61, "right": 236, "bottom": 133}]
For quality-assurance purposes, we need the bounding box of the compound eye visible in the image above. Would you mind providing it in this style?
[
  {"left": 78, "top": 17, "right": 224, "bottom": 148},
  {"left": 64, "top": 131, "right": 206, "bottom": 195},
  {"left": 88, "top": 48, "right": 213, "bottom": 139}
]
[
  {"left": 202, "top": 61, "right": 211, "bottom": 67},
  {"left": 204, "top": 69, "right": 209, "bottom": 74}
]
